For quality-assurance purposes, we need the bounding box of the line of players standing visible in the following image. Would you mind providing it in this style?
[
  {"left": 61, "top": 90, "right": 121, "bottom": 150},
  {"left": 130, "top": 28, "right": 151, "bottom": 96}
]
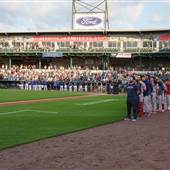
[
  {"left": 21, "top": 80, "right": 106, "bottom": 92},
  {"left": 125, "top": 75, "right": 170, "bottom": 121}
]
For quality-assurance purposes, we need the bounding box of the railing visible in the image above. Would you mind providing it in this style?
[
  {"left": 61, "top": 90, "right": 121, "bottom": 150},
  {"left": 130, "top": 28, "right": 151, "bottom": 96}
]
[
  {"left": 0, "top": 80, "right": 23, "bottom": 89},
  {"left": 0, "top": 47, "right": 169, "bottom": 53}
]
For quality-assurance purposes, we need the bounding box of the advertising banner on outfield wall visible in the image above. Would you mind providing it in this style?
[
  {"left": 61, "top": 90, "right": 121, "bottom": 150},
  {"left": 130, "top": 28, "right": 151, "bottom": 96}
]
[
  {"left": 73, "top": 13, "right": 105, "bottom": 30},
  {"left": 42, "top": 52, "right": 63, "bottom": 58},
  {"left": 116, "top": 53, "right": 132, "bottom": 58},
  {"left": 159, "top": 34, "right": 170, "bottom": 41},
  {"left": 33, "top": 35, "right": 107, "bottom": 42}
]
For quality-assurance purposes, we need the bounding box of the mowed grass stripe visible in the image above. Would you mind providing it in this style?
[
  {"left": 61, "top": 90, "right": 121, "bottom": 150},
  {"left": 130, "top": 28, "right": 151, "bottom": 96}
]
[
  {"left": 0, "top": 93, "right": 103, "bottom": 107},
  {"left": 0, "top": 89, "right": 85, "bottom": 103},
  {"left": 77, "top": 99, "right": 119, "bottom": 106},
  {"left": 0, "top": 92, "right": 126, "bottom": 150},
  {"left": 0, "top": 110, "right": 59, "bottom": 116}
]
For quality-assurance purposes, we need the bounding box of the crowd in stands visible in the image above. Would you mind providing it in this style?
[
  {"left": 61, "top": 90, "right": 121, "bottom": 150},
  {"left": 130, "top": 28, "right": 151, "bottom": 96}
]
[
  {"left": 0, "top": 64, "right": 170, "bottom": 94},
  {"left": 0, "top": 64, "right": 119, "bottom": 92}
]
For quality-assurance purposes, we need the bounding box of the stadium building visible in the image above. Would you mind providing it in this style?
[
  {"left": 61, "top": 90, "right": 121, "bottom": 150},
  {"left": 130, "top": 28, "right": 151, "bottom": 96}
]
[
  {"left": 0, "top": 30, "right": 170, "bottom": 70},
  {"left": 0, "top": 0, "right": 170, "bottom": 71}
]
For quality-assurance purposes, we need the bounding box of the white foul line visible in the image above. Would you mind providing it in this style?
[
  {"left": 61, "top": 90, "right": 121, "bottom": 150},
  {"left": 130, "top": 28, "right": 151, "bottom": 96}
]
[
  {"left": 0, "top": 110, "right": 28, "bottom": 116},
  {"left": 0, "top": 109, "right": 58, "bottom": 116},
  {"left": 27, "top": 110, "right": 58, "bottom": 115},
  {"left": 77, "top": 99, "right": 119, "bottom": 106}
]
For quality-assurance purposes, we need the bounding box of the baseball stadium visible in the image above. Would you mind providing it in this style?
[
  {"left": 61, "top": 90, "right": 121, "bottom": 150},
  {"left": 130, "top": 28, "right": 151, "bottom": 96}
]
[{"left": 0, "top": 0, "right": 170, "bottom": 169}]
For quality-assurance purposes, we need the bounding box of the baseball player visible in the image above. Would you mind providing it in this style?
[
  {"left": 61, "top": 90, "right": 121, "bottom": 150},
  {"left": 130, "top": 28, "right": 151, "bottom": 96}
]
[
  {"left": 137, "top": 76, "right": 146, "bottom": 117},
  {"left": 156, "top": 79, "right": 166, "bottom": 112},
  {"left": 74, "top": 82, "right": 78, "bottom": 92},
  {"left": 143, "top": 75, "right": 153, "bottom": 117},
  {"left": 165, "top": 77, "right": 170, "bottom": 110},
  {"left": 151, "top": 77, "right": 157, "bottom": 113},
  {"left": 125, "top": 78, "right": 140, "bottom": 121}
]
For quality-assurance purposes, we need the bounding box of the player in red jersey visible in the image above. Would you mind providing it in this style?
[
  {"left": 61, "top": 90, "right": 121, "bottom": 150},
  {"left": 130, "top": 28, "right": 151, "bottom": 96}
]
[{"left": 165, "top": 77, "right": 170, "bottom": 110}]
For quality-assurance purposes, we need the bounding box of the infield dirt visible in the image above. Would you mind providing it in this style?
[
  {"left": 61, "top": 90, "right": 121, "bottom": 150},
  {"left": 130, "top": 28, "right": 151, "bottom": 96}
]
[{"left": 0, "top": 110, "right": 170, "bottom": 170}]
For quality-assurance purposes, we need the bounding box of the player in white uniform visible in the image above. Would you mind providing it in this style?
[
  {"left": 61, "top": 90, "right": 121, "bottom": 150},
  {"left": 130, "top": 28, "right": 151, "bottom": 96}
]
[
  {"left": 69, "top": 84, "right": 72, "bottom": 92},
  {"left": 79, "top": 84, "right": 83, "bottom": 92},
  {"left": 60, "top": 83, "right": 64, "bottom": 91},
  {"left": 151, "top": 77, "right": 157, "bottom": 113},
  {"left": 74, "top": 83, "right": 77, "bottom": 92},
  {"left": 84, "top": 83, "right": 88, "bottom": 92},
  {"left": 25, "top": 81, "right": 29, "bottom": 90},
  {"left": 137, "top": 76, "right": 146, "bottom": 117},
  {"left": 64, "top": 83, "right": 67, "bottom": 91}
]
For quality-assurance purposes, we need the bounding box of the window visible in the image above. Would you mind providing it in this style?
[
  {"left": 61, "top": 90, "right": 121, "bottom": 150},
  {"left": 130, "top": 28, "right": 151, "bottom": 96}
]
[
  {"left": 90, "top": 42, "right": 103, "bottom": 48},
  {"left": 93, "top": 42, "right": 98, "bottom": 47},
  {"left": 160, "top": 41, "right": 170, "bottom": 49},
  {"left": 153, "top": 41, "right": 157, "bottom": 48},
  {"left": 57, "top": 42, "right": 70, "bottom": 48},
  {"left": 124, "top": 41, "right": 138, "bottom": 48},
  {"left": 98, "top": 42, "right": 103, "bottom": 47},
  {"left": 108, "top": 41, "right": 117, "bottom": 48},
  {"left": 66, "top": 42, "right": 70, "bottom": 47},
  {"left": 143, "top": 41, "right": 152, "bottom": 48}
]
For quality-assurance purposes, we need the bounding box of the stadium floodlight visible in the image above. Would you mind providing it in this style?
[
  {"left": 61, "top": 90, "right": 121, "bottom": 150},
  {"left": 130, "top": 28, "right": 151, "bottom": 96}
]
[{"left": 72, "top": 0, "right": 109, "bottom": 31}]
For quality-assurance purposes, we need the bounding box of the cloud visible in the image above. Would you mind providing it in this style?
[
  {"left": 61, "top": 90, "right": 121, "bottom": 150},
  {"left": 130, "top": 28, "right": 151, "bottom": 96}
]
[
  {"left": 108, "top": 2, "right": 144, "bottom": 29},
  {"left": 127, "top": 3, "right": 144, "bottom": 22},
  {"left": 0, "top": 0, "right": 169, "bottom": 31},
  {"left": 0, "top": 1, "right": 72, "bottom": 32},
  {"left": 0, "top": 0, "right": 144, "bottom": 31},
  {"left": 152, "top": 14, "right": 162, "bottom": 22}
]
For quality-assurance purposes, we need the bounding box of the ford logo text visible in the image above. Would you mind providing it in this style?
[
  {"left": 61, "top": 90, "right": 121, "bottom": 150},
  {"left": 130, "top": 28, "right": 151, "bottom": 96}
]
[{"left": 76, "top": 17, "right": 102, "bottom": 26}]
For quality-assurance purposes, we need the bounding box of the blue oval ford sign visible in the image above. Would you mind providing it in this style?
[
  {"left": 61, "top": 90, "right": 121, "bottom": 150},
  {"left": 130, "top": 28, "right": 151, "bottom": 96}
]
[{"left": 76, "top": 17, "right": 102, "bottom": 26}]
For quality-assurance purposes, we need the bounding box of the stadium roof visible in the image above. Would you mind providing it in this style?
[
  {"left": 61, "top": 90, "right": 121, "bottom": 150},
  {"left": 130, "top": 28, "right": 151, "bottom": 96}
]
[{"left": 0, "top": 29, "right": 170, "bottom": 35}]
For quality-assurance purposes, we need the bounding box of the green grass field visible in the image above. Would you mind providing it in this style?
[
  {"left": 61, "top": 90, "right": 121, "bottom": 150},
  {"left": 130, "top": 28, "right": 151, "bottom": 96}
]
[
  {"left": 0, "top": 89, "right": 85, "bottom": 102},
  {"left": 0, "top": 89, "right": 126, "bottom": 150}
]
